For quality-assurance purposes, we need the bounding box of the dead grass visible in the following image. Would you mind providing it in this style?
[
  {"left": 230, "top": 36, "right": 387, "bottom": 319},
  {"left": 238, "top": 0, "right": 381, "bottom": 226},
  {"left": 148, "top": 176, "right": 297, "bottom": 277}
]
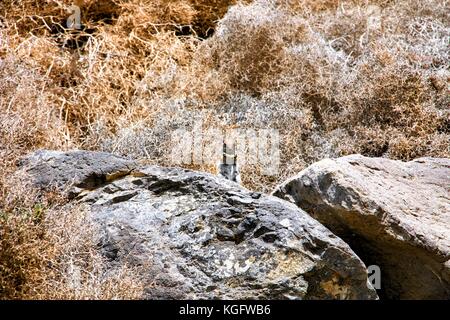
[
  {"left": 0, "top": 0, "right": 448, "bottom": 298},
  {"left": 0, "top": 175, "right": 145, "bottom": 299}
]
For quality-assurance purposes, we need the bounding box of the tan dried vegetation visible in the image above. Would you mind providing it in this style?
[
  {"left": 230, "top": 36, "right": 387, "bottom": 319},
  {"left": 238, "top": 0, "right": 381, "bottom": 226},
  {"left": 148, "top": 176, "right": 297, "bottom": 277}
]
[{"left": 0, "top": 0, "right": 448, "bottom": 298}]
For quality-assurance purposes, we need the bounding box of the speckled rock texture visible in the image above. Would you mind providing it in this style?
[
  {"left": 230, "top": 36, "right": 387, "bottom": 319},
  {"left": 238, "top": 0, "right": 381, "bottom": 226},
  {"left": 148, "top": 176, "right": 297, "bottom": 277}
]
[
  {"left": 19, "top": 150, "right": 377, "bottom": 300},
  {"left": 273, "top": 155, "right": 450, "bottom": 299}
]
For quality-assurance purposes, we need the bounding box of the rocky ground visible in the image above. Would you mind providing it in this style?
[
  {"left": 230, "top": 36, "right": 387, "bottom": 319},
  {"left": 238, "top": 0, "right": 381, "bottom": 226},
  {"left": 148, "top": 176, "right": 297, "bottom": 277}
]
[
  {"left": 18, "top": 150, "right": 377, "bottom": 299},
  {"left": 16, "top": 150, "right": 450, "bottom": 299},
  {"left": 1, "top": 0, "right": 449, "bottom": 301},
  {"left": 274, "top": 155, "right": 450, "bottom": 299}
]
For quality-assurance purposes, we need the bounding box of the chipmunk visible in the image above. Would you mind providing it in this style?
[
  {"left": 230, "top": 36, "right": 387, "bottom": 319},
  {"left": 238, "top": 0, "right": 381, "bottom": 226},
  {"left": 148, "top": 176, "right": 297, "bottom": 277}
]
[{"left": 217, "top": 141, "right": 241, "bottom": 184}]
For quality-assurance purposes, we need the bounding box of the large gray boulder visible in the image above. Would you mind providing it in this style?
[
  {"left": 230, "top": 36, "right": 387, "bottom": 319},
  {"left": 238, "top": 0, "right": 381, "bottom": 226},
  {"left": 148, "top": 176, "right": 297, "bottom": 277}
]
[
  {"left": 18, "top": 149, "right": 136, "bottom": 197},
  {"left": 19, "top": 150, "right": 377, "bottom": 300},
  {"left": 273, "top": 155, "right": 450, "bottom": 299}
]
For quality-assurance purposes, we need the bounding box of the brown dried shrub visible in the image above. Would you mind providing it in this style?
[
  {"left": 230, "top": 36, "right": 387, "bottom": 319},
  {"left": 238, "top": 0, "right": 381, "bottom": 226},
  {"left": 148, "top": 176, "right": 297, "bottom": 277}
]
[{"left": 0, "top": 0, "right": 448, "bottom": 298}]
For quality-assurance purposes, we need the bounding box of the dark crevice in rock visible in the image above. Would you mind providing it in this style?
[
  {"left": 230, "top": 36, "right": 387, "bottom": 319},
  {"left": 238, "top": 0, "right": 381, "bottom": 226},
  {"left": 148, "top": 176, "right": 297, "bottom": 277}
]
[
  {"left": 147, "top": 178, "right": 191, "bottom": 195},
  {"left": 109, "top": 191, "right": 138, "bottom": 204},
  {"left": 76, "top": 172, "right": 108, "bottom": 189},
  {"left": 327, "top": 229, "right": 388, "bottom": 298},
  {"left": 304, "top": 209, "right": 450, "bottom": 299},
  {"left": 253, "top": 226, "right": 273, "bottom": 239},
  {"left": 335, "top": 228, "right": 450, "bottom": 299}
]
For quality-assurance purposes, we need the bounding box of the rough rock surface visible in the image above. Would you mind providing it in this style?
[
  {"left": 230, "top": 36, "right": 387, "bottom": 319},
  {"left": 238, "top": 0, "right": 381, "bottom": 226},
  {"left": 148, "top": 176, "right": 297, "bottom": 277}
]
[
  {"left": 273, "top": 155, "right": 450, "bottom": 299},
  {"left": 20, "top": 150, "right": 377, "bottom": 300},
  {"left": 18, "top": 149, "right": 136, "bottom": 197}
]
